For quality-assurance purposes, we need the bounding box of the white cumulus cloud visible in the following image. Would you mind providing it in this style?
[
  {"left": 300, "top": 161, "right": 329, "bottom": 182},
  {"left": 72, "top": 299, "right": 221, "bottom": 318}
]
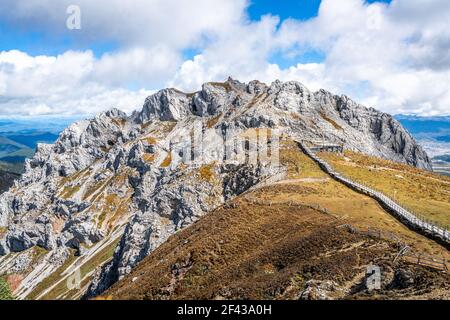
[
  {"left": 0, "top": 50, "right": 153, "bottom": 116},
  {"left": 0, "top": 0, "right": 449, "bottom": 117}
]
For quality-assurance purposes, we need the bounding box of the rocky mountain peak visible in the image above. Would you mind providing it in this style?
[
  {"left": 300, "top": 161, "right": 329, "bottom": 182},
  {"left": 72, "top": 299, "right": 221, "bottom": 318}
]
[
  {"left": 131, "top": 78, "right": 431, "bottom": 171},
  {"left": 0, "top": 78, "right": 433, "bottom": 299}
]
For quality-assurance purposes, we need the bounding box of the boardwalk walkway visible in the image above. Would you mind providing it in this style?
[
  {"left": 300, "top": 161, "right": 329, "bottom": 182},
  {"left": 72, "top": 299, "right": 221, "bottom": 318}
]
[{"left": 296, "top": 140, "right": 450, "bottom": 245}]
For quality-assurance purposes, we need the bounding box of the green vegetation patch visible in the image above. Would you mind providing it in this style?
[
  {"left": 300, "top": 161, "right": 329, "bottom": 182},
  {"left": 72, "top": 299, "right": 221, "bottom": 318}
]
[
  {"left": 26, "top": 251, "right": 78, "bottom": 300},
  {"left": 0, "top": 277, "right": 15, "bottom": 300},
  {"left": 60, "top": 184, "right": 81, "bottom": 199},
  {"left": 41, "top": 239, "right": 119, "bottom": 300}
]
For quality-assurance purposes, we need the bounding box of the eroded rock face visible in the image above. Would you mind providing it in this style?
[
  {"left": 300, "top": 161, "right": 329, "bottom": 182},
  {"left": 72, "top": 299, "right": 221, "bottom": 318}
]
[
  {"left": 0, "top": 78, "right": 431, "bottom": 299},
  {"left": 300, "top": 280, "right": 347, "bottom": 300}
]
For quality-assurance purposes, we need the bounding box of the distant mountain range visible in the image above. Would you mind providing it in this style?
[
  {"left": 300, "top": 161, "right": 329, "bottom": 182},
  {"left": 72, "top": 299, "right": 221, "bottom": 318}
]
[
  {"left": 0, "top": 113, "right": 447, "bottom": 177},
  {"left": 0, "top": 117, "right": 81, "bottom": 174},
  {"left": 395, "top": 115, "right": 450, "bottom": 177}
]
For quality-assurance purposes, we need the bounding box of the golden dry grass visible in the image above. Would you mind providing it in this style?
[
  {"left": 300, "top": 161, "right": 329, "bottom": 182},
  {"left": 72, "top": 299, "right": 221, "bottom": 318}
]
[
  {"left": 319, "top": 151, "right": 450, "bottom": 228},
  {"left": 142, "top": 153, "right": 155, "bottom": 163},
  {"left": 0, "top": 227, "right": 6, "bottom": 238},
  {"left": 280, "top": 140, "right": 328, "bottom": 179},
  {"left": 142, "top": 136, "right": 158, "bottom": 144},
  {"left": 59, "top": 184, "right": 81, "bottom": 199},
  {"left": 277, "top": 143, "right": 449, "bottom": 257},
  {"left": 320, "top": 112, "right": 343, "bottom": 130},
  {"left": 105, "top": 141, "right": 449, "bottom": 300},
  {"left": 141, "top": 122, "right": 151, "bottom": 130},
  {"left": 208, "top": 81, "right": 232, "bottom": 92},
  {"left": 40, "top": 240, "right": 120, "bottom": 300},
  {"left": 111, "top": 118, "right": 126, "bottom": 128},
  {"left": 23, "top": 139, "right": 449, "bottom": 301},
  {"left": 161, "top": 153, "right": 172, "bottom": 168},
  {"left": 26, "top": 251, "right": 78, "bottom": 300},
  {"left": 206, "top": 113, "right": 222, "bottom": 129},
  {"left": 199, "top": 164, "right": 215, "bottom": 182},
  {"left": 107, "top": 199, "right": 366, "bottom": 300},
  {"left": 107, "top": 184, "right": 449, "bottom": 300}
]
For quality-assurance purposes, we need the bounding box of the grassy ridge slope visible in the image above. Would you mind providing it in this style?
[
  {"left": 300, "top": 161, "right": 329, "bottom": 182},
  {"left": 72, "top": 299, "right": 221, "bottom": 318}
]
[
  {"left": 320, "top": 151, "right": 450, "bottom": 228},
  {"left": 105, "top": 141, "right": 450, "bottom": 300}
]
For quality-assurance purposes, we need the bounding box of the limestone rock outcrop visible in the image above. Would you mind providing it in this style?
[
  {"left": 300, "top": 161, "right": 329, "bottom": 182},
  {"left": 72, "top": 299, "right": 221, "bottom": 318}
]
[{"left": 0, "top": 78, "right": 431, "bottom": 299}]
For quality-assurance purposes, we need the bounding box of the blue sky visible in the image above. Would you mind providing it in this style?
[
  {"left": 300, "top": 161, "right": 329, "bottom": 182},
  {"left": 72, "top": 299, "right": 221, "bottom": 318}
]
[
  {"left": 0, "top": 0, "right": 449, "bottom": 117},
  {"left": 0, "top": 0, "right": 390, "bottom": 59},
  {"left": 248, "top": 0, "right": 391, "bottom": 22},
  {"left": 249, "top": 0, "right": 322, "bottom": 21},
  {"left": 248, "top": 0, "right": 391, "bottom": 67},
  {"left": 0, "top": 18, "right": 117, "bottom": 57}
]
